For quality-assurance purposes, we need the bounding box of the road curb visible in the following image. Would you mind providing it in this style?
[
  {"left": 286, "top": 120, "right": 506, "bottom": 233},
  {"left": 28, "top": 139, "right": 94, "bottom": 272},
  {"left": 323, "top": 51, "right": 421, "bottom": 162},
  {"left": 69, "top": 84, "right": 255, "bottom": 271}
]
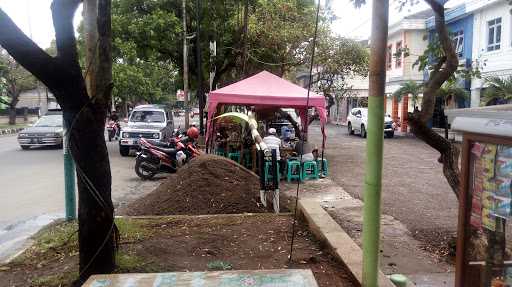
[
  {"left": 297, "top": 199, "right": 396, "bottom": 287},
  {"left": 0, "top": 128, "right": 23, "bottom": 136}
]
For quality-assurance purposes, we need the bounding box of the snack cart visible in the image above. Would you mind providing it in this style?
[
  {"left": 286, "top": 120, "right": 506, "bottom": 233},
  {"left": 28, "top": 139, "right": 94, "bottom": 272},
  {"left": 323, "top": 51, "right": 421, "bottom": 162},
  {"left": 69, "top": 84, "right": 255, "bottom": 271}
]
[{"left": 447, "top": 105, "right": 512, "bottom": 287}]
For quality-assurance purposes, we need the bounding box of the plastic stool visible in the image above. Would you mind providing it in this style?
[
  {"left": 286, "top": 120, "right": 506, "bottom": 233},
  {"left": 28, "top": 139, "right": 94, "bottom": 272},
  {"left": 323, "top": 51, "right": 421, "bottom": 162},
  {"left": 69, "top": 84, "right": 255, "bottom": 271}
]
[
  {"left": 228, "top": 152, "right": 241, "bottom": 163},
  {"left": 317, "top": 158, "right": 328, "bottom": 176},
  {"left": 215, "top": 149, "right": 226, "bottom": 157},
  {"left": 243, "top": 150, "right": 252, "bottom": 169},
  {"left": 264, "top": 161, "right": 280, "bottom": 184},
  {"left": 302, "top": 161, "right": 319, "bottom": 180},
  {"left": 286, "top": 160, "right": 302, "bottom": 182}
]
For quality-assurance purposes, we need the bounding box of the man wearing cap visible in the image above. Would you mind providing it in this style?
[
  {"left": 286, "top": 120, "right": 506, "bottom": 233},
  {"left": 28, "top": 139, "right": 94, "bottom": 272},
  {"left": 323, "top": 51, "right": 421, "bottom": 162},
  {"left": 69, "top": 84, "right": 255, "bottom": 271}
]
[{"left": 263, "top": 128, "right": 281, "bottom": 160}]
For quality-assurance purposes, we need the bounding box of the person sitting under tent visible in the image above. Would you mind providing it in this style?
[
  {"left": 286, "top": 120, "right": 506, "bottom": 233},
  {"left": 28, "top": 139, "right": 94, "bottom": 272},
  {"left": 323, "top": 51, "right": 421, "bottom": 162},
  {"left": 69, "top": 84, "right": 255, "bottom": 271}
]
[{"left": 301, "top": 146, "right": 319, "bottom": 163}]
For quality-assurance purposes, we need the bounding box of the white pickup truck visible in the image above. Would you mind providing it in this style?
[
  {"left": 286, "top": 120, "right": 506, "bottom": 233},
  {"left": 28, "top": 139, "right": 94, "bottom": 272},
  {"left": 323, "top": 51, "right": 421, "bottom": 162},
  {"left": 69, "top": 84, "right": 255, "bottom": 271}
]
[
  {"left": 119, "top": 104, "right": 174, "bottom": 156},
  {"left": 347, "top": 107, "right": 395, "bottom": 138}
]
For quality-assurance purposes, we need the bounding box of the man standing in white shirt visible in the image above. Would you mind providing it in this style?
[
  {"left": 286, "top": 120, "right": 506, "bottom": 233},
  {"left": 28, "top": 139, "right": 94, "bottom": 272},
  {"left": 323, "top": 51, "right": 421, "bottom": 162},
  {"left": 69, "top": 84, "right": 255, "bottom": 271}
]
[{"left": 263, "top": 128, "right": 281, "bottom": 160}]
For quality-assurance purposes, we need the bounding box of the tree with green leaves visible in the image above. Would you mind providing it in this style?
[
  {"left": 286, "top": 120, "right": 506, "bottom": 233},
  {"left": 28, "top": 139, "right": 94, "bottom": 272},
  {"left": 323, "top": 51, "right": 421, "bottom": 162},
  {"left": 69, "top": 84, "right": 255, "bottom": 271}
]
[
  {"left": 1, "top": 0, "right": 117, "bottom": 283},
  {"left": 437, "top": 80, "right": 469, "bottom": 108},
  {"left": 0, "top": 51, "right": 38, "bottom": 125},
  {"left": 481, "top": 76, "right": 512, "bottom": 106},
  {"left": 393, "top": 80, "right": 422, "bottom": 107},
  {"left": 312, "top": 35, "right": 369, "bottom": 118},
  {"left": 111, "top": 0, "right": 319, "bottom": 90}
]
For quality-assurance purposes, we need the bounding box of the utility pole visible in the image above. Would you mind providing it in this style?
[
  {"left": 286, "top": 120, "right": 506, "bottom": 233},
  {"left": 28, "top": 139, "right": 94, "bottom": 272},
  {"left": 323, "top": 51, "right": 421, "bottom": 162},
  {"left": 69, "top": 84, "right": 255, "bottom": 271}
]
[
  {"left": 195, "top": 0, "right": 204, "bottom": 134},
  {"left": 241, "top": 0, "right": 249, "bottom": 77},
  {"left": 209, "top": 41, "right": 216, "bottom": 91},
  {"left": 183, "top": 0, "right": 190, "bottom": 128},
  {"left": 362, "top": 0, "right": 389, "bottom": 286}
]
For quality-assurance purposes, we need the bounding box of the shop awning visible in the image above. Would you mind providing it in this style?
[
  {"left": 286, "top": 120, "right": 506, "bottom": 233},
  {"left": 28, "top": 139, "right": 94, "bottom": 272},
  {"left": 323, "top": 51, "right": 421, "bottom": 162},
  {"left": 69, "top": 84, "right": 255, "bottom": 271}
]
[{"left": 207, "top": 71, "right": 327, "bottom": 146}]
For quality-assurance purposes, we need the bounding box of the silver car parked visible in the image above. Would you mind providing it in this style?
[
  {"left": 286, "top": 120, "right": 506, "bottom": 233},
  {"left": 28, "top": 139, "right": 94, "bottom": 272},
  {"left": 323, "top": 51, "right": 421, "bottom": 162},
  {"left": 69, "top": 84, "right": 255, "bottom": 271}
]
[{"left": 17, "top": 114, "right": 64, "bottom": 150}]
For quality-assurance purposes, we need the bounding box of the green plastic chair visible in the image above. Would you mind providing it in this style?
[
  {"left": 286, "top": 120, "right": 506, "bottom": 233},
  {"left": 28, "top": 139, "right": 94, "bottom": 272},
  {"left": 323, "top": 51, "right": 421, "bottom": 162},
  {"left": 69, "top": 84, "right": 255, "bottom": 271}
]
[
  {"left": 243, "top": 150, "right": 252, "bottom": 169},
  {"left": 302, "top": 161, "right": 318, "bottom": 180},
  {"left": 215, "top": 148, "right": 226, "bottom": 157},
  {"left": 317, "top": 158, "right": 328, "bottom": 177},
  {"left": 228, "top": 152, "right": 241, "bottom": 163},
  {"left": 286, "top": 160, "right": 302, "bottom": 182}
]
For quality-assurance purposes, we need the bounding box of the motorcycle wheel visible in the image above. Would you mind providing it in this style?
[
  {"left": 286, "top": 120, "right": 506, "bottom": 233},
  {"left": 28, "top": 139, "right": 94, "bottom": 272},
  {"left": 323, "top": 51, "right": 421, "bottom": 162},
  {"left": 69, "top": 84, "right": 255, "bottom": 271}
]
[{"left": 135, "top": 158, "right": 157, "bottom": 180}]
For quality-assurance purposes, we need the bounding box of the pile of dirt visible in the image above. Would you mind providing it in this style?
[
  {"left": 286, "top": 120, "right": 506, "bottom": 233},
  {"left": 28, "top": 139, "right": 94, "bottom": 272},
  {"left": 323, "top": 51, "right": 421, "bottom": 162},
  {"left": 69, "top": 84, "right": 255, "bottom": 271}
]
[{"left": 124, "top": 155, "right": 274, "bottom": 215}]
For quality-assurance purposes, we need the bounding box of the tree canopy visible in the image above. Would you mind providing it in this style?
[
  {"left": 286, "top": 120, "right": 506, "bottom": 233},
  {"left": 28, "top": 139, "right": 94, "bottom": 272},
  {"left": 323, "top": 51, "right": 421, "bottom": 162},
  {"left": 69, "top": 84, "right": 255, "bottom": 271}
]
[
  {"left": 0, "top": 50, "right": 38, "bottom": 124},
  {"left": 393, "top": 81, "right": 422, "bottom": 105},
  {"left": 111, "top": 0, "right": 324, "bottom": 93},
  {"left": 314, "top": 36, "right": 369, "bottom": 97}
]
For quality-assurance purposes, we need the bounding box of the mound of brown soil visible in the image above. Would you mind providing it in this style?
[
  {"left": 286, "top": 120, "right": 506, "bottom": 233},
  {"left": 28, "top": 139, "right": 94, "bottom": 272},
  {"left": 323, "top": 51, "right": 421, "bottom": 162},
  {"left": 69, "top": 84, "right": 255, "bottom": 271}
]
[{"left": 125, "top": 155, "right": 273, "bottom": 215}]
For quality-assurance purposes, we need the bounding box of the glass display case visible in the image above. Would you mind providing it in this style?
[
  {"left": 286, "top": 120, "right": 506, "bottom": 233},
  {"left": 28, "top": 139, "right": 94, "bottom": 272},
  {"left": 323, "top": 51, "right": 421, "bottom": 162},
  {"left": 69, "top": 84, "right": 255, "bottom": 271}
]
[{"left": 456, "top": 133, "right": 512, "bottom": 287}]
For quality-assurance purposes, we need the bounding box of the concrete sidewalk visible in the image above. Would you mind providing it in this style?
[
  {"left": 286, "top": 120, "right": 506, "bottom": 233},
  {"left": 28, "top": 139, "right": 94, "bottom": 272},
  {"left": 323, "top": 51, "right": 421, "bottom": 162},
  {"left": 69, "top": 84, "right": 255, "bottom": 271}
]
[{"left": 282, "top": 178, "right": 454, "bottom": 287}]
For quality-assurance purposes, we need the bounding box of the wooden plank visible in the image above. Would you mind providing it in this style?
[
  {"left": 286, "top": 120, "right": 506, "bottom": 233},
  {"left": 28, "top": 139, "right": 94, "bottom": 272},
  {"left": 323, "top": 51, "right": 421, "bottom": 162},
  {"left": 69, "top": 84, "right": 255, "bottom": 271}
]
[{"left": 83, "top": 269, "right": 318, "bottom": 287}]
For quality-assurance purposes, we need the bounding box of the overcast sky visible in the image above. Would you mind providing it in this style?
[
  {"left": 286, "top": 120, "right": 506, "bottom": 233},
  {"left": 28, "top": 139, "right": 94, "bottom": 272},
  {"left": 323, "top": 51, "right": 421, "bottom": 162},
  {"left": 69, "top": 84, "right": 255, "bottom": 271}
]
[{"left": 0, "top": 0, "right": 463, "bottom": 49}]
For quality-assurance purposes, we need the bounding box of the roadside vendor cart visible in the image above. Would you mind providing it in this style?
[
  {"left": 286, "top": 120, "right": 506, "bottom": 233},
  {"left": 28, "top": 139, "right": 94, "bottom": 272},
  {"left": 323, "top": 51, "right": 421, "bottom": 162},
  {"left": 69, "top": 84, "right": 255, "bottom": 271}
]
[{"left": 447, "top": 105, "right": 512, "bottom": 287}]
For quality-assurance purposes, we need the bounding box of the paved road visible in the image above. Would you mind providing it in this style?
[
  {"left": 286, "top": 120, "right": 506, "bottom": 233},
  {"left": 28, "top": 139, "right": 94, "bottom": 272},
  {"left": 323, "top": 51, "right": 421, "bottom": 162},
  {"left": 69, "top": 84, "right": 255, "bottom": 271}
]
[
  {"left": 0, "top": 134, "right": 164, "bottom": 229},
  {"left": 308, "top": 124, "right": 459, "bottom": 244}
]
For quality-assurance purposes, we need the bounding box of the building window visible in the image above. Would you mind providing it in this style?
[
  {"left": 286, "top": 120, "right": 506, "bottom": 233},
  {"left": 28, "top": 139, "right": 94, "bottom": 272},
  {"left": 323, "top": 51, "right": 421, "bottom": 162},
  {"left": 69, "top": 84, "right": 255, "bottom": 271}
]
[
  {"left": 387, "top": 45, "right": 392, "bottom": 70},
  {"left": 395, "top": 41, "right": 402, "bottom": 68},
  {"left": 487, "top": 17, "right": 501, "bottom": 51},
  {"left": 452, "top": 30, "right": 464, "bottom": 57}
]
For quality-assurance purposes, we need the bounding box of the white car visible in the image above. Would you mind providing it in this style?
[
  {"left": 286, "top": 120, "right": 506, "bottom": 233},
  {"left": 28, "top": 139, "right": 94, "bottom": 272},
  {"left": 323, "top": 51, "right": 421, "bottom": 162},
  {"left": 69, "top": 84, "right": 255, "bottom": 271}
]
[
  {"left": 119, "top": 105, "right": 174, "bottom": 156},
  {"left": 347, "top": 108, "right": 395, "bottom": 138}
]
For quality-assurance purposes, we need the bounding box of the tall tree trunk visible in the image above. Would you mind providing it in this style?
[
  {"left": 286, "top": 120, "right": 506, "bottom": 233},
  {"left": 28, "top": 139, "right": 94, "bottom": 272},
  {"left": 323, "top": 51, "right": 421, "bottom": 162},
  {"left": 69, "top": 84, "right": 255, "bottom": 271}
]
[
  {"left": 409, "top": 0, "right": 460, "bottom": 198},
  {"left": 78, "top": 0, "right": 116, "bottom": 282},
  {"left": 8, "top": 89, "right": 19, "bottom": 125},
  {"left": 0, "top": 0, "right": 116, "bottom": 284},
  {"left": 8, "top": 105, "right": 16, "bottom": 125}
]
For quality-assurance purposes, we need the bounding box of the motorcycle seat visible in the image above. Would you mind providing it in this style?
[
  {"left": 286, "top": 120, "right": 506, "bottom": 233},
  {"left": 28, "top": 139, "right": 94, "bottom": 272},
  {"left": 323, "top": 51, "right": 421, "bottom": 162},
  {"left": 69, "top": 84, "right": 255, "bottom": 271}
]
[
  {"left": 147, "top": 140, "right": 173, "bottom": 148},
  {"left": 153, "top": 146, "right": 177, "bottom": 157}
]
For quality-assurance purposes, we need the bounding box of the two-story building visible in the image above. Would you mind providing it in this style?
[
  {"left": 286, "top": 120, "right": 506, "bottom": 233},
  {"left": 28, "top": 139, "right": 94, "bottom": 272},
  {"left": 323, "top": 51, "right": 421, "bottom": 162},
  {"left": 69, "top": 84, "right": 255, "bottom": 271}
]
[
  {"left": 385, "top": 10, "right": 433, "bottom": 131},
  {"left": 470, "top": 0, "right": 512, "bottom": 107}
]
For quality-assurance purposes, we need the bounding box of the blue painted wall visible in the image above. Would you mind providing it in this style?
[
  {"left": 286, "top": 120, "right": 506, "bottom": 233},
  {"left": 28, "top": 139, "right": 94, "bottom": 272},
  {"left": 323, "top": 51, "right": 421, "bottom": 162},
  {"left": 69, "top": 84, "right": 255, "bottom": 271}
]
[{"left": 426, "top": 11, "right": 474, "bottom": 108}]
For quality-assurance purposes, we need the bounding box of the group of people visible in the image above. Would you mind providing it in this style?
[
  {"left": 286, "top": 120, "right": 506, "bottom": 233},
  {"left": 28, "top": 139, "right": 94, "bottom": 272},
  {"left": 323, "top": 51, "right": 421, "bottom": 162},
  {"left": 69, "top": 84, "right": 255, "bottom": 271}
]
[{"left": 262, "top": 127, "right": 319, "bottom": 175}]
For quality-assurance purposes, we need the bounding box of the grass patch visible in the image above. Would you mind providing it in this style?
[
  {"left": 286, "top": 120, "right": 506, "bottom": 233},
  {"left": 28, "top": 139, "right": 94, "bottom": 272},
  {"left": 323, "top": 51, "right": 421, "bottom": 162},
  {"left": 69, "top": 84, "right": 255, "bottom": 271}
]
[
  {"left": 13, "top": 218, "right": 151, "bottom": 264},
  {"left": 116, "top": 217, "right": 151, "bottom": 242},
  {"left": 115, "top": 252, "right": 145, "bottom": 271},
  {"left": 30, "top": 271, "right": 78, "bottom": 287}
]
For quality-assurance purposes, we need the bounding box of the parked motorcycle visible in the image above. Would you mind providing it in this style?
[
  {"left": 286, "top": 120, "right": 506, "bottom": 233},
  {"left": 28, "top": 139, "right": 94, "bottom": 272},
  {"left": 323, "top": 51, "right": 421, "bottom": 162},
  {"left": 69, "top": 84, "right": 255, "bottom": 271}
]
[
  {"left": 134, "top": 137, "right": 200, "bottom": 179},
  {"left": 106, "top": 120, "right": 120, "bottom": 142}
]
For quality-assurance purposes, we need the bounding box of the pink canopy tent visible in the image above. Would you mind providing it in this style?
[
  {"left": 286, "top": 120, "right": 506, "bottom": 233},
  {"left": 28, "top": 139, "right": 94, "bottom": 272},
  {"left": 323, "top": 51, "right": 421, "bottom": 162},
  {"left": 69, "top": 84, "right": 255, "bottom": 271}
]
[{"left": 207, "top": 71, "right": 327, "bottom": 147}]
